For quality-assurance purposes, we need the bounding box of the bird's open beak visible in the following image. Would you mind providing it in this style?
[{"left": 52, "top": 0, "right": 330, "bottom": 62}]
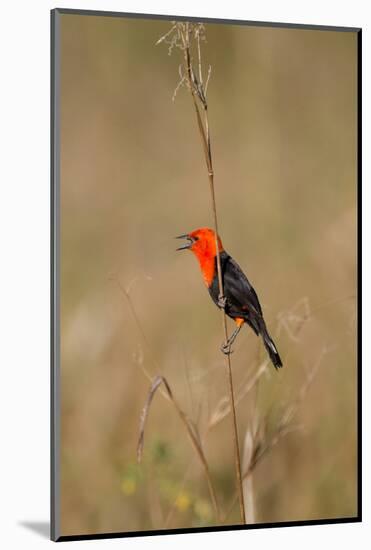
[{"left": 175, "top": 234, "right": 194, "bottom": 251}]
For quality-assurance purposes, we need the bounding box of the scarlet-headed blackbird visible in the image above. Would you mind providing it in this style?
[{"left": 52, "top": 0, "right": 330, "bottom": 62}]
[{"left": 176, "top": 227, "right": 282, "bottom": 369}]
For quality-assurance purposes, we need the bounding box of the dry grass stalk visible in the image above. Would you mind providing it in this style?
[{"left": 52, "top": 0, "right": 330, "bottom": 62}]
[
  {"left": 112, "top": 271, "right": 220, "bottom": 521},
  {"left": 208, "top": 293, "right": 322, "bottom": 436},
  {"left": 158, "top": 20, "right": 246, "bottom": 525},
  {"left": 242, "top": 425, "right": 257, "bottom": 523},
  {"left": 110, "top": 273, "right": 171, "bottom": 404},
  {"left": 117, "top": 245, "right": 345, "bottom": 524},
  {"left": 137, "top": 375, "right": 221, "bottom": 522},
  {"left": 208, "top": 360, "right": 269, "bottom": 430},
  {"left": 222, "top": 346, "right": 329, "bottom": 521}
]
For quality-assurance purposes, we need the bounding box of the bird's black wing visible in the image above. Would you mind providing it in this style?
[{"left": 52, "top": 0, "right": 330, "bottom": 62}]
[
  {"left": 222, "top": 255, "right": 263, "bottom": 315},
  {"left": 208, "top": 253, "right": 282, "bottom": 368},
  {"left": 208, "top": 251, "right": 263, "bottom": 321}
]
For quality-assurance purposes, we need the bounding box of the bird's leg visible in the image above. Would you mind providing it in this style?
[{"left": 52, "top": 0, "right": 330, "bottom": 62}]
[
  {"left": 221, "top": 324, "right": 242, "bottom": 355},
  {"left": 218, "top": 294, "right": 227, "bottom": 309}
]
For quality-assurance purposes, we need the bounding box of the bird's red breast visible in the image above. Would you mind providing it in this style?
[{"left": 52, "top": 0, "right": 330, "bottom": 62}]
[{"left": 187, "top": 227, "right": 224, "bottom": 287}]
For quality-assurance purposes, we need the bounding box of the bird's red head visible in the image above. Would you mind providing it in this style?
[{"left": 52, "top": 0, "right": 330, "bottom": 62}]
[{"left": 176, "top": 227, "right": 224, "bottom": 286}]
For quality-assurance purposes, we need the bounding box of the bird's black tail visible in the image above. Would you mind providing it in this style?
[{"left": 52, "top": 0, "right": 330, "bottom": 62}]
[{"left": 260, "top": 325, "right": 283, "bottom": 369}]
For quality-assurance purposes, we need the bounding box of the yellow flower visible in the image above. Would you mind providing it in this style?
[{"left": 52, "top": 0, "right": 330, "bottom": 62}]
[
  {"left": 175, "top": 491, "right": 191, "bottom": 512},
  {"left": 121, "top": 478, "right": 137, "bottom": 496}
]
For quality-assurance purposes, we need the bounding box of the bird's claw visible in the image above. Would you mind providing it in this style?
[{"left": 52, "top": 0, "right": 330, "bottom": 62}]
[
  {"left": 221, "top": 342, "right": 233, "bottom": 355},
  {"left": 218, "top": 295, "right": 227, "bottom": 309}
]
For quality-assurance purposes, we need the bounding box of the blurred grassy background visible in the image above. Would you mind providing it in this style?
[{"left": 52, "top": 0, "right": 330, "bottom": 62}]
[{"left": 59, "top": 13, "right": 357, "bottom": 536}]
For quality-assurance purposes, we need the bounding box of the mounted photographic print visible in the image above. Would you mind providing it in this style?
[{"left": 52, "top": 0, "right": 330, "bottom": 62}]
[{"left": 51, "top": 8, "right": 361, "bottom": 542}]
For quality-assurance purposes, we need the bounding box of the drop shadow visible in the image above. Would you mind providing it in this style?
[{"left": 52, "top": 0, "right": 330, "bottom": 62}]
[{"left": 19, "top": 521, "right": 50, "bottom": 539}]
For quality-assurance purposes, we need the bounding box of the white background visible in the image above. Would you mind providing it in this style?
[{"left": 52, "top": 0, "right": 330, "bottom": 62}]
[{"left": 0, "top": 0, "right": 367, "bottom": 548}]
